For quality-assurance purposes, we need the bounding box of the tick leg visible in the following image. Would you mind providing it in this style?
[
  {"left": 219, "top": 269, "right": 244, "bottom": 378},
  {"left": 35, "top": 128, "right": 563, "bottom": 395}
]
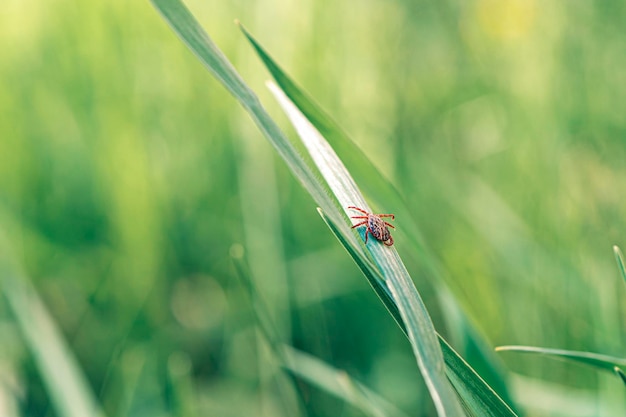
[
  {"left": 351, "top": 221, "right": 367, "bottom": 229},
  {"left": 384, "top": 236, "right": 394, "bottom": 246},
  {"left": 364, "top": 229, "right": 370, "bottom": 244},
  {"left": 350, "top": 216, "right": 368, "bottom": 219},
  {"left": 377, "top": 214, "right": 395, "bottom": 220},
  {"left": 384, "top": 222, "right": 395, "bottom": 229},
  {"left": 348, "top": 206, "right": 369, "bottom": 215}
]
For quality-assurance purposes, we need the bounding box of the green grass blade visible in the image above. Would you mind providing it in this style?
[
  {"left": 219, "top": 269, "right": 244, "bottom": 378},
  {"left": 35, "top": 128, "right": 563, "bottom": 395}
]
[
  {"left": 241, "top": 24, "right": 515, "bottom": 410},
  {"left": 496, "top": 346, "right": 626, "bottom": 374},
  {"left": 268, "top": 82, "right": 464, "bottom": 416},
  {"left": 0, "top": 226, "right": 105, "bottom": 417},
  {"left": 613, "top": 245, "right": 626, "bottom": 286},
  {"left": 282, "top": 345, "right": 411, "bottom": 417},
  {"left": 150, "top": 0, "right": 348, "bottom": 234},
  {"left": 319, "top": 209, "right": 518, "bottom": 417}
]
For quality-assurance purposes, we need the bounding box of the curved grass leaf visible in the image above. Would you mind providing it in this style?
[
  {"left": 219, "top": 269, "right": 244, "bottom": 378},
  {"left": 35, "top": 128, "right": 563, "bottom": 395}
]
[
  {"left": 240, "top": 24, "right": 516, "bottom": 410},
  {"left": 496, "top": 346, "right": 626, "bottom": 375},
  {"left": 319, "top": 209, "right": 518, "bottom": 417}
]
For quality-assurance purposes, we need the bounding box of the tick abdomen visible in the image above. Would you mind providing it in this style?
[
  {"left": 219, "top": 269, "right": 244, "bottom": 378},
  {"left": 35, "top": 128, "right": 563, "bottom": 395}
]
[{"left": 368, "top": 216, "right": 391, "bottom": 242}]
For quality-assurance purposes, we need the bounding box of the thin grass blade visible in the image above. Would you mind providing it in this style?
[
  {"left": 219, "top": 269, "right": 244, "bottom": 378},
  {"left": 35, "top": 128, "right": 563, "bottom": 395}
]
[{"left": 496, "top": 346, "right": 626, "bottom": 374}]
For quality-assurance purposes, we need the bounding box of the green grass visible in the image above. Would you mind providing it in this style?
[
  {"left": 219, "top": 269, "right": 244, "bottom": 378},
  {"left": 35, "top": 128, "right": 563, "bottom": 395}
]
[{"left": 1, "top": 0, "right": 626, "bottom": 416}]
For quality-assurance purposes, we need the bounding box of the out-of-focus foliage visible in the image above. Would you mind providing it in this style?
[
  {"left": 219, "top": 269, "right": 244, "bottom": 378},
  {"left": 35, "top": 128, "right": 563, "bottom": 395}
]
[{"left": 0, "top": 0, "right": 625, "bottom": 416}]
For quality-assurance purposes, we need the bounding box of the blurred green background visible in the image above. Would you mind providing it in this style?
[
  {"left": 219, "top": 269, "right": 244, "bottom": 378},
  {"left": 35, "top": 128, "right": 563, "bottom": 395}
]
[{"left": 1, "top": 0, "right": 626, "bottom": 416}]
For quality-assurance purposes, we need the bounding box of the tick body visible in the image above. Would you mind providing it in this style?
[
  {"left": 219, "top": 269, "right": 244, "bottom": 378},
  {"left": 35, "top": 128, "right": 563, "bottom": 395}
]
[{"left": 348, "top": 206, "right": 395, "bottom": 246}]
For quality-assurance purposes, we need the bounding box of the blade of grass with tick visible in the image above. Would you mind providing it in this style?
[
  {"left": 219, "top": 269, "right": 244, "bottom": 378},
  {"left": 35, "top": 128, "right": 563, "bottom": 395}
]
[
  {"left": 149, "top": 1, "right": 464, "bottom": 415},
  {"left": 270, "top": 76, "right": 518, "bottom": 416},
  {"left": 496, "top": 346, "right": 626, "bottom": 382},
  {"left": 267, "top": 81, "right": 464, "bottom": 416},
  {"left": 240, "top": 24, "right": 515, "bottom": 410},
  {"left": 319, "top": 208, "right": 518, "bottom": 417},
  {"left": 0, "top": 219, "right": 105, "bottom": 417},
  {"left": 153, "top": 0, "right": 516, "bottom": 415}
]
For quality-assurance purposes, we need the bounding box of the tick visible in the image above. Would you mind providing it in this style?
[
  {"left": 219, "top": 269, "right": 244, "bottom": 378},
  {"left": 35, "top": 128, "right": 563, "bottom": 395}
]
[{"left": 348, "top": 206, "right": 395, "bottom": 246}]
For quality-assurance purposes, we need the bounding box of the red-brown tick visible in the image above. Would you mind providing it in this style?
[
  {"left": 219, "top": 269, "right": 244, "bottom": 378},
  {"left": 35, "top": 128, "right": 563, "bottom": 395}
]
[{"left": 348, "top": 206, "right": 395, "bottom": 246}]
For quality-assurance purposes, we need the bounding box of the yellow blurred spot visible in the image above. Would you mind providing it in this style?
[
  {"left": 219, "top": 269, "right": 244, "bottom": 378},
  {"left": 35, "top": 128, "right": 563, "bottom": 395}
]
[{"left": 475, "top": 0, "right": 536, "bottom": 40}]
